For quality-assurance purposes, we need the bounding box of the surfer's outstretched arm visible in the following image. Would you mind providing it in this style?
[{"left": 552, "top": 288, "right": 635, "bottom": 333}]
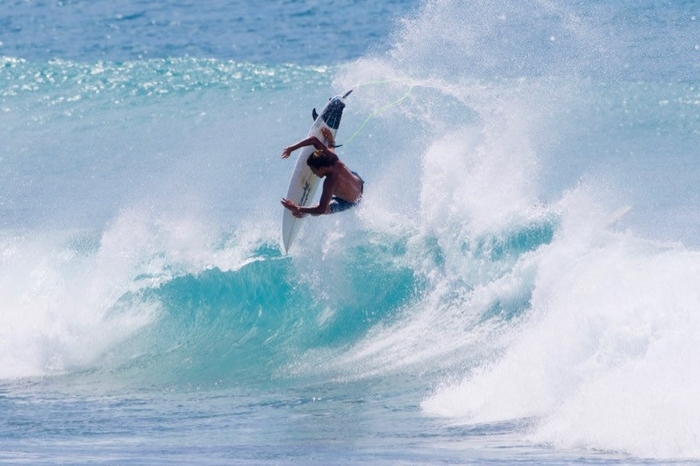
[{"left": 281, "top": 136, "right": 329, "bottom": 159}]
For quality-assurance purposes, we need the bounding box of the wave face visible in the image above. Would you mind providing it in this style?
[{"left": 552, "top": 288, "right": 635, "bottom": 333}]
[{"left": 2, "top": 0, "right": 700, "bottom": 460}]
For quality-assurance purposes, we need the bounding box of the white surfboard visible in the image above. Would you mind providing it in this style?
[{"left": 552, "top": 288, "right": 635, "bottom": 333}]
[{"left": 282, "top": 91, "right": 352, "bottom": 253}]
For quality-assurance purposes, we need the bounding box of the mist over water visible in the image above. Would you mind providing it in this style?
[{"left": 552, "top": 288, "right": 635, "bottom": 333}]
[
  {"left": 2, "top": 0, "right": 700, "bottom": 462},
  {"left": 332, "top": 0, "right": 700, "bottom": 458}
]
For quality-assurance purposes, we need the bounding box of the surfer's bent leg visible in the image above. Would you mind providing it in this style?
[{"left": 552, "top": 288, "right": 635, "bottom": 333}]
[
  {"left": 351, "top": 171, "right": 364, "bottom": 194},
  {"left": 329, "top": 197, "right": 358, "bottom": 214}
]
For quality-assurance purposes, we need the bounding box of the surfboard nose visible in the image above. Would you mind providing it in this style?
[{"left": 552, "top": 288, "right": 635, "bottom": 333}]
[{"left": 321, "top": 97, "right": 346, "bottom": 130}]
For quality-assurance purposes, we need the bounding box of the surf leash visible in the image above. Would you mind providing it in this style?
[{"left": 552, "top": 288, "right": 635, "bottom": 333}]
[{"left": 339, "top": 79, "right": 416, "bottom": 148}]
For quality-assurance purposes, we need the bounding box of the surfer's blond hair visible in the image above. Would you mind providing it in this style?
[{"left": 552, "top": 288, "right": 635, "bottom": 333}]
[{"left": 307, "top": 149, "right": 338, "bottom": 169}]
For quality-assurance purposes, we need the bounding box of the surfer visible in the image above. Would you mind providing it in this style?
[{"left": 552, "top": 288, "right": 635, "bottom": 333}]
[{"left": 281, "top": 128, "right": 364, "bottom": 218}]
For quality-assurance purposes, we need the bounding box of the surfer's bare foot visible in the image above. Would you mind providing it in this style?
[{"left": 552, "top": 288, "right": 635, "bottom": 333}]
[{"left": 320, "top": 127, "right": 335, "bottom": 148}]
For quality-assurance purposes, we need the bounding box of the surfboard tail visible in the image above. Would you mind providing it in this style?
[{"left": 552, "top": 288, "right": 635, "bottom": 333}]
[
  {"left": 321, "top": 97, "right": 346, "bottom": 129},
  {"left": 312, "top": 90, "right": 352, "bottom": 125}
]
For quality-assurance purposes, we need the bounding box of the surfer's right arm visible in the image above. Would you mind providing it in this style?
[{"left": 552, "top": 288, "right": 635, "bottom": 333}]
[{"left": 281, "top": 136, "right": 328, "bottom": 159}]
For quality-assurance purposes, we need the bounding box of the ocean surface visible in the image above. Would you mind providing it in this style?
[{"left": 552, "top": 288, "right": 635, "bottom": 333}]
[{"left": 2, "top": 0, "right": 700, "bottom": 463}]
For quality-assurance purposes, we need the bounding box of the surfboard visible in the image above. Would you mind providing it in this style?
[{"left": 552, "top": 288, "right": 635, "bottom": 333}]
[{"left": 282, "top": 91, "right": 352, "bottom": 253}]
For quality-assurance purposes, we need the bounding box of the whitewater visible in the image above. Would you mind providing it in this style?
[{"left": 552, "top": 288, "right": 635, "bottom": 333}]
[{"left": 2, "top": 0, "right": 700, "bottom": 463}]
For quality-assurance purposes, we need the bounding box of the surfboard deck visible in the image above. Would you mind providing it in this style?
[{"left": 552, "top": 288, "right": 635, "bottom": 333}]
[{"left": 282, "top": 92, "right": 351, "bottom": 253}]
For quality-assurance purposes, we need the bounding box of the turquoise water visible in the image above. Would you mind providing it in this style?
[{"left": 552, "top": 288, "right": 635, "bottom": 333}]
[{"left": 2, "top": 0, "right": 700, "bottom": 463}]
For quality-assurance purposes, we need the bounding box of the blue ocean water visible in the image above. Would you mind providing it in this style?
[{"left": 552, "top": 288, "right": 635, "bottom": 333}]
[{"left": 2, "top": 0, "right": 700, "bottom": 463}]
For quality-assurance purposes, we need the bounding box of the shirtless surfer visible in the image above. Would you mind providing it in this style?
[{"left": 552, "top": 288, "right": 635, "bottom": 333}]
[{"left": 281, "top": 128, "right": 364, "bottom": 218}]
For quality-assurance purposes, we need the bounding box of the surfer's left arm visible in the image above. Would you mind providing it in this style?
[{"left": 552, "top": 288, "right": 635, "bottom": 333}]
[{"left": 281, "top": 136, "right": 328, "bottom": 159}]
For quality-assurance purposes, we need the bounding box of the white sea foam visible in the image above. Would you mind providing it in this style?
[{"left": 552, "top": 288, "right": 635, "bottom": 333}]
[
  {"left": 422, "top": 191, "right": 700, "bottom": 458},
  {"left": 0, "top": 207, "right": 279, "bottom": 379}
]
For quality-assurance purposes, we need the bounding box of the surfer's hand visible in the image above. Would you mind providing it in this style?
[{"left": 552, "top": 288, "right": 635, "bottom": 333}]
[
  {"left": 281, "top": 147, "right": 293, "bottom": 159},
  {"left": 281, "top": 198, "right": 304, "bottom": 218}
]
